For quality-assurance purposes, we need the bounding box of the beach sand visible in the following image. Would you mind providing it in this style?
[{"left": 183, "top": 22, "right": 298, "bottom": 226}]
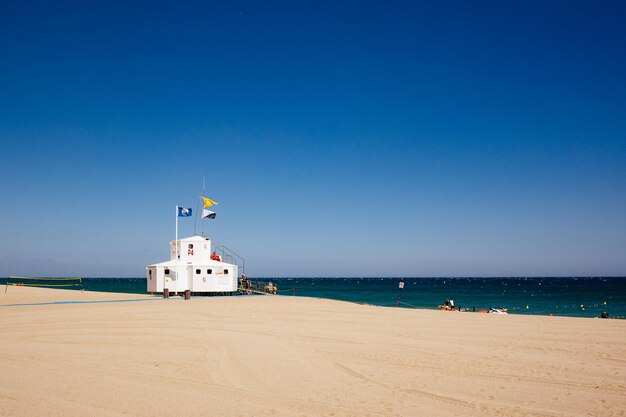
[{"left": 1, "top": 286, "right": 624, "bottom": 417}]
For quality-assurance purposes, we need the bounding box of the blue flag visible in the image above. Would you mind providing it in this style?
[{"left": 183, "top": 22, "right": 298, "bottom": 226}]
[{"left": 177, "top": 207, "right": 192, "bottom": 217}]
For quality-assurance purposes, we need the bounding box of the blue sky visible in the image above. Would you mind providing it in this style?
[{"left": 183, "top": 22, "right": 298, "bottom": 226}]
[{"left": 1, "top": 1, "right": 625, "bottom": 277}]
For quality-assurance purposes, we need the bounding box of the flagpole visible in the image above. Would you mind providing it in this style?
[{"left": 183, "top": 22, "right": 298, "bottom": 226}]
[
  {"left": 175, "top": 205, "right": 179, "bottom": 259},
  {"left": 193, "top": 195, "right": 200, "bottom": 236},
  {"left": 201, "top": 176, "right": 206, "bottom": 237}
]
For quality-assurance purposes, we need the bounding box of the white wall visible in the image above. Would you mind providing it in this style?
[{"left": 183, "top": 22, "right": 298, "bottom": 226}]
[
  {"left": 147, "top": 262, "right": 237, "bottom": 293},
  {"left": 170, "top": 237, "right": 212, "bottom": 262},
  {"left": 190, "top": 264, "right": 238, "bottom": 292}
]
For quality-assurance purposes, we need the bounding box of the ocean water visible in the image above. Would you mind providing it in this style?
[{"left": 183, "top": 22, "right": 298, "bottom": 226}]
[{"left": 2, "top": 277, "right": 625, "bottom": 319}]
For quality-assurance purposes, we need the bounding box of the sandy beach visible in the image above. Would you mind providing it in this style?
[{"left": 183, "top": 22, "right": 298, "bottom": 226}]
[{"left": 1, "top": 286, "right": 624, "bottom": 417}]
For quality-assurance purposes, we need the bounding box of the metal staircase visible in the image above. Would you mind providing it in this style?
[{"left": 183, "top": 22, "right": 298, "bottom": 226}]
[{"left": 211, "top": 239, "right": 245, "bottom": 275}]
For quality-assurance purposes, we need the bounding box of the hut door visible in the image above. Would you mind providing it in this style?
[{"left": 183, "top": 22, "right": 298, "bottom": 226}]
[{"left": 187, "top": 266, "right": 194, "bottom": 292}]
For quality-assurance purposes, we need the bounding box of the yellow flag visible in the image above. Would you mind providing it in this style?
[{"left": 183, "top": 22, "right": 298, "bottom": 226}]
[{"left": 202, "top": 196, "right": 218, "bottom": 207}]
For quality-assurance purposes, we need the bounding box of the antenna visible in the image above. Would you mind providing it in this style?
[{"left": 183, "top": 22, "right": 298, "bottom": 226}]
[{"left": 194, "top": 176, "right": 205, "bottom": 236}]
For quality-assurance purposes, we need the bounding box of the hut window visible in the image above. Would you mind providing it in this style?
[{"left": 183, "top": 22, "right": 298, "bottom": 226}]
[
  {"left": 188, "top": 244, "right": 193, "bottom": 249},
  {"left": 164, "top": 269, "right": 170, "bottom": 275},
  {"left": 196, "top": 269, "right": 201, "bottom": 274},
  {"left": 149, "top": 270, "right": 152, "bottom": 275},
  {"left": 223, "top": 269, "right": 228, "bottom": 274},
  {"left": 207, "top": 269, "right": 212, "bottom": 274}
]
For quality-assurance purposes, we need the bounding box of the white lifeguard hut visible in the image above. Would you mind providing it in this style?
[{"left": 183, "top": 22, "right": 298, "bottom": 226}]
[{"left": 146, "top": 235, "right": 239, "bottom": 295}]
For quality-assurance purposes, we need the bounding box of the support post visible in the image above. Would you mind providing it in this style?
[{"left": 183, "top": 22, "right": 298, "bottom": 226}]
[{"left": 396, "top": 280, "right": 405, "bottom": 307}]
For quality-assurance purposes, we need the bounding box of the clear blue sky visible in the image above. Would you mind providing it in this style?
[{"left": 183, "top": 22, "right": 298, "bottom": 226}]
[{"left": 1, "top": 1, "right": 625, "bottom": 277}]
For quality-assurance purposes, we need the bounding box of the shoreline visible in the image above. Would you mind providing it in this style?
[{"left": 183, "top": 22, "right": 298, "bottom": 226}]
[{"left": 2, "top": 282, "right": 623, "bottom": 320}]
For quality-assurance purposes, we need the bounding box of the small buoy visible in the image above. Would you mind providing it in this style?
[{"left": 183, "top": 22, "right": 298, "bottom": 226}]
[
  {"left": 603, "top": 301, "right": 607, "bottom": 305},
  {"left": 525, "top": 305, "right": 529, "bottom": 309},
  {"left": 549, "top": 313, "right": 553, "bottom": 316}
]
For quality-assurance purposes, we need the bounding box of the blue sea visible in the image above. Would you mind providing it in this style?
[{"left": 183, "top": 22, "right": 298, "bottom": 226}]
[{"left": 2, "top": 277, "right": 625, "bottom": 319}]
